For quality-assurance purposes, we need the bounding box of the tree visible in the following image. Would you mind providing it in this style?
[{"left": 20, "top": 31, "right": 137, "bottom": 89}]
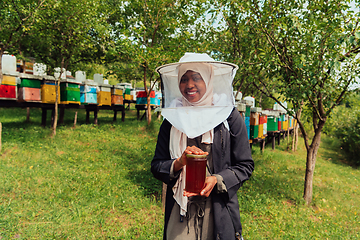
[
  {"left": 0, "top": 0, "right": 45, "bottom": 82},
  {"left": 107, "top": 0, "right": 209, "bottom": 124},
  {"left": 213, "top": 0, "right": 360, "bottom": 204},
  {"left": 22, "top": 0, "right": 109, "bottom": 135}
]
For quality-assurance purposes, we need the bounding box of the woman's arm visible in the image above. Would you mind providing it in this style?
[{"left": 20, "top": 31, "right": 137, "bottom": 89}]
[
  {"left": 151, "top": 120, "right": 175, "bottom": 185},
  {"left": 215, "top": 109, "right": 254, "bottom": 200}
]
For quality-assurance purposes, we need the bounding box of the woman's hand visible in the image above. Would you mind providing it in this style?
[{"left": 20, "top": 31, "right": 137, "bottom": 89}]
[
  {"left": 183, "top": 176, "right": 217, "bottom": 198},
  {"left": 173, "top": 145, "right": 208, "bottom": 172}
]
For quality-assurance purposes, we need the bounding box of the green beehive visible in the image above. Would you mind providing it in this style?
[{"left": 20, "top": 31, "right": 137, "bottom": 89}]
[
  {"left": 60, "top": 87, "right": 80, "bottom": 102},
  {"left": 18, "top": 78, "right": 41, "bottom": 88},
  {"left": 250, "top": 125, "right": 259, "bottom": 139},
  {"left": 267, "top": 116, "right": 278, "bottom": 131},
  {"left": 125, "top": 88, "right": 131, "bottom": 95},
  {"left": 60, "top": 82, "right": 80, "bottom": 89},
  {"left": 245, "top": 105, "right": 251, "bottom": 117}
]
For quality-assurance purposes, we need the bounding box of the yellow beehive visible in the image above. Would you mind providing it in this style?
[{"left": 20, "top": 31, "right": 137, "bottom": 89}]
[
  {"left": 283, "top": 120, "right": 288, "bottom": 131},
  {"left": 124, "top": 94, "right": 132, "bottom": 100},
  {"left": 112, "top": 88, "right": 123, "bottom": 96},
  {"left": 2, "top": 75, "right": 17, "bottom": 85},
  {"left": 258, "top": 124, "right": 263, "bottom": 138},
  {"left": 41, "top": 84, "right": 60, "bottom": 103},
  {"left": 98, "top": 91, "right": 111, "bottom": 106}
]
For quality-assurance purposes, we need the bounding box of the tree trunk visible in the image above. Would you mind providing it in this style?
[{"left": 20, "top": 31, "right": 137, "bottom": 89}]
[
  {"left": 303, "top": 123, "right": 324, "bottom": 205},
  {"left": 143, "top": 65, "right": 151, "bottom": 125},
  {"left": 52, "top": 79, "right": 59, "bottom": 136},
  {"left": 295, "top": 123, "right": 299, "bottom": 151},
  {"left": 292, "top": 106, "right": 303, "bottom": 152},
  {"left": 52, "top": 59, "right": 64, "bottom": 136}
]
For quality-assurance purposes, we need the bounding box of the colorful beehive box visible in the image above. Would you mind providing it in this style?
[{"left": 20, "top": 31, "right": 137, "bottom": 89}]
[
  {"left": 41, "top": 76, "right": 60, "bottom": 104},
  {"left": 250, "top": 112, "right": 259, "bottom": 126},
  {"left": 245, "top": 105, "right": 251, "bottom": 117},
  {"left": 136, "top": 90, "right": 155, "bottom": 105},
  {"left": 250, "top": 125, "right": 259, "bottom": 139},
  {"left": 267, "top": 116, "right": 278, "bottom": 131},
  {"left": 155, "top": 92, "right": 162, "bottom": 106},
  {"left": 124, "top": 87, "right": 132, "bottom": 100},
  {"left": 80, "top": 80, "right": 98, "bottom": 105},
  {"left": 258, "top": 123, "right": 264, "bottom": 138},
  {"left": 111, "top": 85, "right": 123, "bottom": 105},
  {"left": 0, "top": 73, "right": 18, "bottom": 100},
  {"left": 278, "top": 116, "right": 282, "bottom": 131},
  {"left": 97, "top": 83, "right": 111, "bottom": 106},
  {"left": 245, "top": 116, "right": 250, "bottom": 139},
  {"left": 2, "top": 75, "right": 17, "bottom": 86},
  {"left": 60, "top": 80, "right": 81, "bottom": 104},
  {"left": 41, "top": 76, "right": 60, "bottom": 103},
  {"left": 17, "top": 73, "right": 42, "bottom": 102},
  {"left": 261, "top": 115, "right": 268, "bottom": 136}
]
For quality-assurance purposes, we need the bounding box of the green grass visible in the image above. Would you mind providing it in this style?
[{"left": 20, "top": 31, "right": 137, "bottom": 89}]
[{"left": 0, "top": 107, "right": 359, "bottom": 239}]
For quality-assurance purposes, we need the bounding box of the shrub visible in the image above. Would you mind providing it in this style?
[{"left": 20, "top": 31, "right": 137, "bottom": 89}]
[{"left": 333, "top": 110, "right": 360, "bottom": 167}]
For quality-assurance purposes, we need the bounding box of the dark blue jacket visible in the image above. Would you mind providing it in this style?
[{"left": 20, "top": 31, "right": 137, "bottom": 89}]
[{"left": 151, "top": 108, "right": 254, "bottom": 240}]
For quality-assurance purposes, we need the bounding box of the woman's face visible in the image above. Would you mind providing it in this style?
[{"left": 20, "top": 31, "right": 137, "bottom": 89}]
[{"left": 179, "top": 70, "right": 206, "bottom": 103}]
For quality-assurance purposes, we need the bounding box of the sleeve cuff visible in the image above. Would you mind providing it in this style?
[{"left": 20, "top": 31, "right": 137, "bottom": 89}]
[
  {"left": 170, "top": 159, "right": 182, "bottom": 180},
  {"left": 213, "top": 174, "right": 227, "bottom": 193}
]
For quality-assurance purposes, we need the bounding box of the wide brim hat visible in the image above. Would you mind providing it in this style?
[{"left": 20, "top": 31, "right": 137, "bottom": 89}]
[{"left": 156, "top": 53, "right": 239, "bottom": 108}]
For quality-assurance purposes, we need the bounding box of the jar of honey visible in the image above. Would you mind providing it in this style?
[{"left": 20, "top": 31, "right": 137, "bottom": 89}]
[{"left": 185, "top": 154, "right": 207, "bottom": 193}]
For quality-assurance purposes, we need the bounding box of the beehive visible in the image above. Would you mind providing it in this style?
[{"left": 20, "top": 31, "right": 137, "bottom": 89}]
[
  {"left": 60, "top": 80, "right": 81, "bottom": 104},
  {"left": 250, "top": 112, "right": 259, "bottom": 126},
  {"left": 245, "top": 116, "right": 250, "bottom": 140},
  {"left": 258, "top": 123, "right": 263, "bottom": 138},
  {"left": 250, "top": 125, "right": 259, "bottom": 139},
  {"left": 41, "top": 76, "right": 60, "bottom": 104},
  {"left": 17, "top": 74, "right": 42, "bottom": 102},
  {"left": 97, "top": 83, "right": 111, "bottom": 106},
  {"left": 80, "top": 80, "right": 97, "bottom": 104},
  {"left": 155, "top": 92, "right": 162, "bottom": 106},
  {"left": 0, "top": 73, "right": 18, "bottom": 100},
  {"left": 111, "top": 85, "right": 123, "bottom": 105},
  {"left": 136, "top": 90, "right": 155, "bottom": 105},
  {"left": 267, "top": 116, "right": 278, "bottom": 131}
]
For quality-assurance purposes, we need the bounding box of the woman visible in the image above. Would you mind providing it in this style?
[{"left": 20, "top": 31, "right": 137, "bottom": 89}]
[{"left": 151, "top": 53, "right": 254, "bottom": 240}]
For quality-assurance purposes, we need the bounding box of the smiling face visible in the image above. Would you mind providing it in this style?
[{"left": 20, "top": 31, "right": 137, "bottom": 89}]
[{"left": 179, "top": 70, "right": 207, "bottom": 103}]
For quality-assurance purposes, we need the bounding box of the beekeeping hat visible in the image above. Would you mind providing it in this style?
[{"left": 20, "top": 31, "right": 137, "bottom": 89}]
[{"left": 156, "top": 53, "right": 238, "bottom": 138}]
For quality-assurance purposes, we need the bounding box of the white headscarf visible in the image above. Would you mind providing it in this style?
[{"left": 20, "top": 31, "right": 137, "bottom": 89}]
[{"left": 170, "top": 63, "right": 214, "bottom": 216}]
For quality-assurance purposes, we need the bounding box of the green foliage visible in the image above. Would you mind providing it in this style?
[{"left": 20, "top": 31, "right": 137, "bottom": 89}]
[
  {"left": 325, "top": 91, "right": 360, "bottom": 166},
  {"left": 21, "top": 0, "right": 109, "bottom": 74},
  {"left": 334, "top": 111, "right": 360, "bottom": 166},
  {"left": 106, "top": 0, "right": 210, "bottom": 85}
]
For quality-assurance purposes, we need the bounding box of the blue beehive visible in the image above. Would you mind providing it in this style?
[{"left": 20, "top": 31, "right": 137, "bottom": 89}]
[
  {"left": 245, "top": 116, "right": 250, "bottom": 140},
  {"left": 80, "top": 80, "right": 98, "bottom": 104}
]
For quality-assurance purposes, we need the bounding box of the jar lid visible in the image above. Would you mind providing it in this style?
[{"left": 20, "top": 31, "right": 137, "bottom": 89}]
[{"left": 186, "top": 153, "right": 207, "bottom": 158}]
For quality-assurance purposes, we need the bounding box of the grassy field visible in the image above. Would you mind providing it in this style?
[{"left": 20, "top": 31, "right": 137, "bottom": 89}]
[{"left": 0, "top": 107, "right": 359, "bottom": 239}]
